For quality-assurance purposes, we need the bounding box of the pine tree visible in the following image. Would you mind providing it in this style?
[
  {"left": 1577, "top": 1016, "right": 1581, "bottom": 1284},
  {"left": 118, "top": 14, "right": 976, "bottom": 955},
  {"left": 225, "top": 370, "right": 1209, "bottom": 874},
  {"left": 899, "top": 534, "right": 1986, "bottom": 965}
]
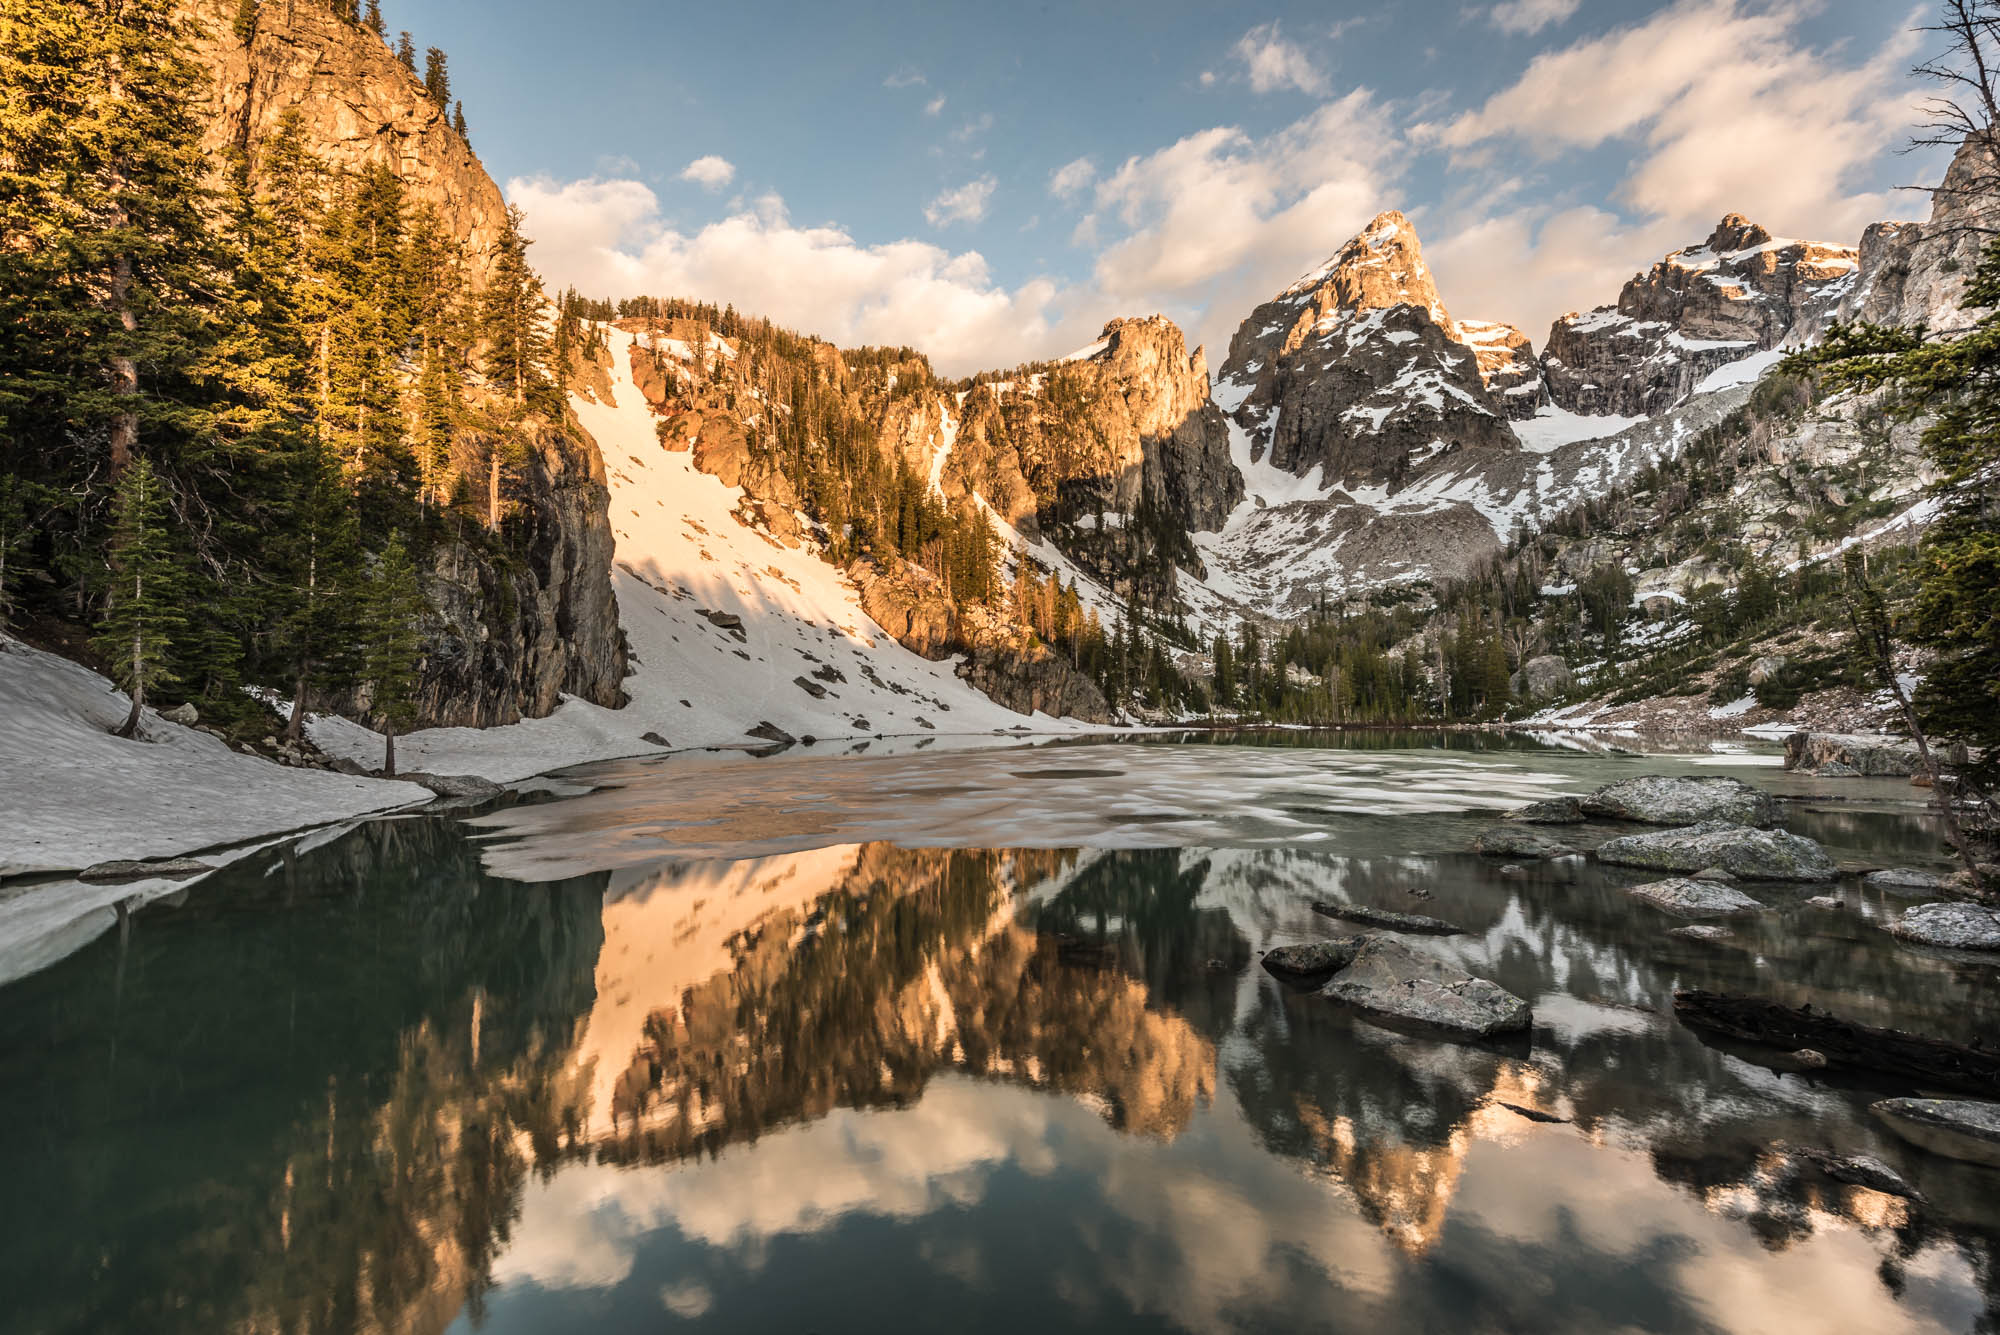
[
  {"left": 92, "top": 458, "right": 187, "bottom": 737},
  {"left": 477, "top": 205, "right": 551, "bottom": 528},
  {"left": 274, "top": 442, "right": 363, "bottom": 741},
  {"left": 452, "top": 99, "right": 467, "bottom": 137},
  {"left": 364, "top": 0, "right": 384, "bottom": 37},
  {"left": 422, "top": 46, "right": 449, "bottom": 107},
  {"left": 360, "top": 532, "right": 425, "bottom": 775},
  {"left": 233, "top": 0, "right": 258, "bottom": 42},
  {"left": 395, "top": 30, "right": 415, "bottom": 69}
]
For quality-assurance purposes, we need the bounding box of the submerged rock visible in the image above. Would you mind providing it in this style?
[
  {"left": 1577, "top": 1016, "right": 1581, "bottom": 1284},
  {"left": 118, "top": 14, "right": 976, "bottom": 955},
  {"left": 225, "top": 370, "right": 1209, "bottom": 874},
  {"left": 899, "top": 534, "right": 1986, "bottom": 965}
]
[
  {"left": 1670, "top": 924, "right": 1735, "bottom": 945},
  {"left": 1872, "top": 1098, "right": 2000, "bottom": 1167},
  {"left": 1506, "top": 796, "right": 1586, "bottom": 824},
  {"left": 1474, "top": 825, "right": 1577, "bottom": 859},
  {"left": 1311, "top": 901, "right": 1463, "bottom": 935},
  {"left": 1864, "top": 867, "right": 1947, "bottom": 896},
  {"left": 77, "top": 857, "right": 213, "bottom": 883},
  {"left": 1595, "top": 820, "right": 1837, "bottom": 881},
  {"left": 1889, "top": 902, "right": 2000, "bottom": 951},
  {"left": 1319, "top": 937, "right": 1532, "bottom": 1038},
  {"left": 1628, "top": 877, "right": 1765, "bottom": 918},
  {"left": 1806, "top": 1151, "right": 1922, "bottom": 1201},
  {"left": 1581, "top": 775, "right": 1774, "bottom": 827},
  {"left": 1261, "top": 938, "right": 1365, "bottom": 982}
]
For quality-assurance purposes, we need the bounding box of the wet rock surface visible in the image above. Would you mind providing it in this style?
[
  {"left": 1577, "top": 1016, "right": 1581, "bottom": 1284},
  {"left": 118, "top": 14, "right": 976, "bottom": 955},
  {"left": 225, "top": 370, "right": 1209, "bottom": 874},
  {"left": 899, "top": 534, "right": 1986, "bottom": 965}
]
[
  {"left": 77, "top": 858, "right": 214, "bottom": 883},
  {"left": 1628, "top": 878, "right": 1766, "bottom": 919},
  {"left": 1310, "top": 902, "right": 1464, "bottom": 936},
  {"left": 1890, "top": 902, "right": 2000, "bottom": 952},
  {"left": 1580, "top": 775, "right": 1774, "bottom": 827},
  {"left": 1596, "top": 820, "right": 1837, "bottom": 881},
  {"left": 1872, "top": 1098, "right": 2000, "bottom": 1168},
  {"left": 1474, "top": 825, "right": 1577, "bottom": 859},
  {"left": 1507, "top": 796, "right": 1585, "bottom": 824},
  {"left": 1319, "top": 937, "right": 1533, "bottom": 1038},
  {"left": 1260, "top": 938, "right": 1365, "bottom": 982}
]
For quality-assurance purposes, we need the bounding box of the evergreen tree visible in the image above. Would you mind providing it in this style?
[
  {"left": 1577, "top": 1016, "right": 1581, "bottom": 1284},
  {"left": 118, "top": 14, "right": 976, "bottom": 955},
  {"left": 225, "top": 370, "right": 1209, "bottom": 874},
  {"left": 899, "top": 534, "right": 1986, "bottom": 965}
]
[
  {"left": 91, "top": 458, "right": 187, "bottom": 737},
  {"left": 395, "top": 30, "right": 415, "bottom": 69},
  {"left": 233, "top": 0, "right": 258, "bottom": 42},
  {"left": 452, "top": 99, "right": 467, "bottom": 137},
  {"left": 1211, "top": 632, "right": 1234, "bottom": 708},
  {"left": 364, "top": 0, "right": 384, "bottom": 37},
  {"left": 422, "top": 46, "right": 449, "bottom": 107},
  {"left": 360, "top": 532, "right": 425, "bottom": 775},
  {"left": 274, "top": 442, "right": 363, "bottom": 741},
  {"left": 478, "top": 205, "right": 551, "bottom": 527}
]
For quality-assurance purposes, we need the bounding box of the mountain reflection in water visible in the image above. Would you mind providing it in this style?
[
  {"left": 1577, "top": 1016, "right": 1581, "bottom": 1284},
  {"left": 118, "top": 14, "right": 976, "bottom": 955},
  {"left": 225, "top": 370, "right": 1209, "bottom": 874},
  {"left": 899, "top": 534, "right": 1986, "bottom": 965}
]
[{"left": 3, "top": 796, "right": 1998, "bottom": 1334}]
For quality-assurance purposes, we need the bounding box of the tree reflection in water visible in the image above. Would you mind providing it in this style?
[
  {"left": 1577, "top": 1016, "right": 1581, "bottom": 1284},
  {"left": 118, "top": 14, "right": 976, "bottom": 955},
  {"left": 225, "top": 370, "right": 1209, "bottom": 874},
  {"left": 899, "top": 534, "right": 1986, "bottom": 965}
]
[{"left": 2, "top": 813, "right": 1998, "bottom": 1335}]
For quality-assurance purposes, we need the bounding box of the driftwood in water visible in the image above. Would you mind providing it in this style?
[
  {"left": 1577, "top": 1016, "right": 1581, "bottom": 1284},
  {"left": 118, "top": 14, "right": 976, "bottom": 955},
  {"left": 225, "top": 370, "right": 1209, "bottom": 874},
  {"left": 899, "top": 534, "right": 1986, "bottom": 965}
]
[{"left": 1673, "top": 989, "right": 2000, "bottom": 1096}]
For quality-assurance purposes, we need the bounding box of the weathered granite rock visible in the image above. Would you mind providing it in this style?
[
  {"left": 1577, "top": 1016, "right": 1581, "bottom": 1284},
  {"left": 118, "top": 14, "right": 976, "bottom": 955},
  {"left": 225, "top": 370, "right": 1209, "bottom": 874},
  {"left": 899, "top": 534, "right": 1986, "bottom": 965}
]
[
  {"left": 1889, "top": 902, "right": 2000, "bottom": 951},
  {"left": 1872, "top": 1097, "right": 2000, "bottom": 1168},
  {"left": 1261, "top": 938, "right": 1365, "bottom": 982},
  {"left": 1458, "top": 320, "right": 1548, "bottom": 419},
  {"left": 1670, "top": 925, "right": 1735, "bottom": 945},
  {"left": 1474, "top": 825, "right": 1577, "bottom": 859},
  {"left": 1783, "top": 732, "right": 1923, "bottom": 778},
  {"left": 1628, "top": 877, "right": 1766, "bottom": 918},
  {"left": 78, "top": 858, "right": 214, "bottom": 883},
  {"left": 1581, "top": 775, "right": 1774, "bottom": 826},
  {"left": 1596, "top": 820, "right": 1837, "bottom": 881},
  {"left": 1507, "top": 796, "right": 1586, "bottom": 824},
  {"left": 1864, "top": 867, "right": 1948, "bottom": 896},
  {"left": 159, "top": 701, "right": 199, "bottom": 726},
  {"left": 1509, "top": 654, "right": 1572, "bottom": 703},
  {"left": 1311, "top": 902, "right": 1463, "bottom": 935},
  {"left": 401, "top": 772, "right": 504, "bottom": 800},
  {"left": 1319, "top": 937, "right": 1532, "bottom": 1038},
  {"left": 1828, "top": 134, "right": 2000, "bottom": 339}
]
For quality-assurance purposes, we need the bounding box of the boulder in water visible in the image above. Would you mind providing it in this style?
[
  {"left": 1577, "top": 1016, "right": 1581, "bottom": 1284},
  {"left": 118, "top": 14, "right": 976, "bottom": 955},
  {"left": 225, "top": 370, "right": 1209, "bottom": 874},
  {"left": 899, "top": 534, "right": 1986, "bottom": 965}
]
[
  {"left": 1474, "top": 825, "right": 1577, "bottom": 859},
  {"left": 1261, "top": 938, "right": 1365, "bottom": 982},
  {"left": 1628, "top": 877, "right": 1765, "bottom": 918},
  {"left": 1596, "top": 820, "right": 1837, "bottom": 881},
  {"left": 1889, "top": 902, "right": 2000, "bottom": 951},
  {"left": 1319, "top": 937, "right": 1532, "bottom": 1038},
  {"left": 1581, "top": 775, "right": 1774, "bottom": 826},
  {"left": 1864, "top": 867, "right": 1947, "bottom": 896},
  {"left": 1506, "top": 796, "right": 1585, "bottom": 824},
  {"left": 1670, "top": 924, "right": 1735, "bottom": 945},
  {"left": 403, "top": 772, "right": 503, "bottom": 800},
  {"left": 1872, "top": 1098, "right": 2000, "bottom": 1167},
  {"left": 1311, "top": 902, "right": 1463, "bottom": 935},
  {"left": 78, "top": 857, "right": 213, "bottom": 883}
]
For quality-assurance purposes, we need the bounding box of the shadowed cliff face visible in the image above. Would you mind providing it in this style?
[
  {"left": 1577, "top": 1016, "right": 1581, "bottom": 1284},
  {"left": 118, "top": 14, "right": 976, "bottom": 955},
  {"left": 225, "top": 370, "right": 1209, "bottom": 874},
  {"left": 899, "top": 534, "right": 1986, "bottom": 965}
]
[{"left": 177, "top": 0, "right": 627, "bottom": 727}]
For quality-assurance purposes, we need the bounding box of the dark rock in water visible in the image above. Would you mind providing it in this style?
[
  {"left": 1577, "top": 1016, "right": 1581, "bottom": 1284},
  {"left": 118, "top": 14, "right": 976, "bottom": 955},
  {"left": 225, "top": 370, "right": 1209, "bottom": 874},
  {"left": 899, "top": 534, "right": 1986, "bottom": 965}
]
[
  {"left": 1674, "top": 990, "right": 2000, "bottom": 1095},
  {"left": 1312, "top": 901, "right": 1463, "bottom": 935},
  {"left": 1872, "top": 1098, "right": 2000, "bottom": 1168},
  {"left": 1793, "top": 1048, "right": 1829, "bottom": 1069},
  {"left": 1784, "top": 732, "right": 1922, "bottom": 778},
  {"left": 1507, "top": 796, "right": 1585, "bottom": 824},
  {"left": 1499, "top": 864, "right": 1527, "bottom": 879},
  {"left": 793, "top": 675, "right": 829, "bottom": 700},
  {"left": 1261, "top": 938, "right": 1365, "bottom": 982},
  {"left": 1596, "top": 820, "right": 1837, "bottom": 881},
  {"left": 1670, "top": 924, "right": 1735, "bottom": 945},
  {"left": 745, "top": 721, "right": 797, "bottom": 746},
  {"left": 1629, "top": 877, "right": 1765, "bottom": 918},
  {"left": 1496, "top": 1101, "right": 1569, "bottom": 1124},
  {"left": 1690, "top": 866, "right": 1737, "bottom": 882},
  {"left": 1805, "top": 895, "right": 1844, "bottom": 912},
  {"left": 1581, "top": 775, "right": 1774, "bottom": 827},
  {"left": 640, "top": 731, "right": 672, "bottom": 747},
  {"left": 1475, "top": 825, "right": 1576, "bottom": 859},
  {"left": 1320, "top": 937, "right": 1532, "bottom": 1038},
  {"left": 1797, "top": 1150, "right": 1921, "bottom": 1200},
  {"left": 1864, "top": 867, "right": 1947, "bottom": 897},
  {"left": 78, "top": 858, "right": 212, "bottom": 883},
  {"left": 1890, "top": 902, "right": 2000, "bottom": 951},
  {"left": 1404, "top": 886, "right": 1434, "bottom": 900},
  {"left": 402, "top": 772, "right": 503, "bottom": 800}
]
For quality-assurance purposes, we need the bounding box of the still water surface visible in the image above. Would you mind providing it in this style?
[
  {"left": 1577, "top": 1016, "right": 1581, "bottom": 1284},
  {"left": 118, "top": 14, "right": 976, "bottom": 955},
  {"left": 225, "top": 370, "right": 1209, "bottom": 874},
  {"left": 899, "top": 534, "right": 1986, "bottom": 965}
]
[{"left": 3, "top": 734, "right": 1997, "bottom": 1334}]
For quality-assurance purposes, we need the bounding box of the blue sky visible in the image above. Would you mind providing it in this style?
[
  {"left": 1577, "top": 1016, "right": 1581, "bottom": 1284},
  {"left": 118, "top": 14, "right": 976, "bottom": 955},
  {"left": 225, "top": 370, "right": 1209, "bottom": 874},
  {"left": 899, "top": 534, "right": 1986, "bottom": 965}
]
[{"left": 393, "top": 0, "right": 1942, "bottom": 373}]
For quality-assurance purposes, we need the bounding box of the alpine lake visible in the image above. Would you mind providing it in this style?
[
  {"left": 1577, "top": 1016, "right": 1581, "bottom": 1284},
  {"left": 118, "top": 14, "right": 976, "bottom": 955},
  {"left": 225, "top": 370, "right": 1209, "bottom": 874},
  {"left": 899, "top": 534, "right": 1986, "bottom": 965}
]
[{"left": 4, "top": 731, "right": 1997, "bottom": 1335}]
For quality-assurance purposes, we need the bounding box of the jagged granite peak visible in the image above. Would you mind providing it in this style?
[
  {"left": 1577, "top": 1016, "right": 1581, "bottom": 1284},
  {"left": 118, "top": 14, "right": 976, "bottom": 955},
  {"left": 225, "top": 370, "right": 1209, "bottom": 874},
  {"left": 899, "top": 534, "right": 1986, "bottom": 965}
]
[
  {"left": 1457, "top": 320, "right": 1548, "bottom": 420},
  {"left": 1543, "top": 214, "right": 1858, "bottom": 417},
  {"left": 1831, "top": 132, "right": 2000, "bottom": 337},
  {"left": 1218, "top": 212, "right": 1518, "bottom": 490}
]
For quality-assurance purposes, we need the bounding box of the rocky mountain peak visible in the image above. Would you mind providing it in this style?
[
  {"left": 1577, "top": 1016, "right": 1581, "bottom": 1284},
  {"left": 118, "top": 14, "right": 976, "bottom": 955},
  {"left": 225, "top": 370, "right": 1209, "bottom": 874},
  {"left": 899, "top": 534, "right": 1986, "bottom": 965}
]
[
  {"left": 1705, "top": 213, "right": 1774, "bottom": 254},
  {"left": 1279, "top": 210, "right": 1459, "bottom": 346}
]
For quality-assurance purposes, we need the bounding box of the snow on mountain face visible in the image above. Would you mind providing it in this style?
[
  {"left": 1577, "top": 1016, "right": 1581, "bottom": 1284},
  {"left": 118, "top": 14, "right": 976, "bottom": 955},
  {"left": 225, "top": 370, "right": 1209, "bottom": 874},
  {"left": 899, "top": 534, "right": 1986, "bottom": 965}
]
[{"left": 1542, "top": 215, "right": 1857, "bottom": 418}]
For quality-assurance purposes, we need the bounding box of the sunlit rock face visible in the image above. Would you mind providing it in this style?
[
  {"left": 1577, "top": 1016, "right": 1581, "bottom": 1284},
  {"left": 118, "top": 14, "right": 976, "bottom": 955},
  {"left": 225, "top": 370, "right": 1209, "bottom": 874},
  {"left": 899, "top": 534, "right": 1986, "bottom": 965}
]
[{"left": 1830, "top": 133, "right": 2000, "bottom": 338}]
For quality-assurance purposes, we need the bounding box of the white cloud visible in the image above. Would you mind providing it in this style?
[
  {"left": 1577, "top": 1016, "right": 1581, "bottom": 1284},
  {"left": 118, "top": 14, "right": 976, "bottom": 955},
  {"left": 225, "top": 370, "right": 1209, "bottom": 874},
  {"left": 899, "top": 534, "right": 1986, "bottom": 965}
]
[
  {"left": 679, "top": 155, "right": 736, "bottom": 191},
  {"left": 1486, "top": 0, "right": 1581, "bottom": 35},
  {"left": 1233, "top": 21, "right": 1326, "bottom": 96},
  {"left": 883, "top": 67, "right": 926, "bottom": 89},
  {"left": 951, "top": 112, "right": 995, "bottom": 143},
  {"left": 925, "top": 94, "right": 946, "bottom": 117},
  {"left": 1049, "top": 157, "right": 1096, "bottom": 200},
  {"left": 925, "top": 175, "right": 996, "bottom": 227},
  {"left": 511, "top": 175, "right": 1079, "bottom": 375}
]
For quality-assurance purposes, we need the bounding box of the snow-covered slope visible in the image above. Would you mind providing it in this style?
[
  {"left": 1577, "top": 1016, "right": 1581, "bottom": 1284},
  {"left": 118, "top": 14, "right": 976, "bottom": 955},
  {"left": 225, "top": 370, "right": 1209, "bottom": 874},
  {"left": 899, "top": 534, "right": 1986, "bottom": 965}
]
[{"left": 310, "top": 328, "right": 1084, "bottom": 780}]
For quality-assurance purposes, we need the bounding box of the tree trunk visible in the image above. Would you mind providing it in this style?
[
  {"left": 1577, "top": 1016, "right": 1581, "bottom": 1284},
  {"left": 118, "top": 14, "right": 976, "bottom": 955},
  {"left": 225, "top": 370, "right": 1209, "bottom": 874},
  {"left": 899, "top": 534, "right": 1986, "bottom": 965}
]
[
  {"left": 487, "top": 452, "right": 500, "bottom": 531},
  {"left": 117, "top": 673, "right": 144, "bottom": 740},
  {"left": 285, "top": 667, "right": 309, "bottom": 743},
  {"left": 383, "top": 724, "right": 396, "bottom": 778}
]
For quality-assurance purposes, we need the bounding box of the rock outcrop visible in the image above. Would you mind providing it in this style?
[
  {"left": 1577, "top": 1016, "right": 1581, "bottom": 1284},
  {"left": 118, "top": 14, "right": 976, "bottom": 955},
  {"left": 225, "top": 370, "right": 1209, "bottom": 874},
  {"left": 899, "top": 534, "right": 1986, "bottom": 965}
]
[
  {"left": 1783, "top": 732, "right": 1923, "bottom": 778},
  {"left": 1831, "top": 134, "right": 2000, "bottom": 337},
  {"left": 1580, "top": 775, "right": 1775, "bottom": 827},
  {"left": 1319, "top": 937, "right": 1532, "bottom": 1038},
  {"left": 1627, "top": 877, "right": 1765, "bottom": 918},
  {"left": 1595, "top": 821, "right": 1837, "bottom": 881},
  {"left": 1217, "top": 211, "right": 1520, "bottom": 490},
  {"left": 1458, "top": 320, "right": 1549, "bottom": 419},
  {"left": 1543, "top": 215, "right": 1857, "bottom": 417},
  {"left": 183, "top": 0, "right": 626, "bottom": 727}
]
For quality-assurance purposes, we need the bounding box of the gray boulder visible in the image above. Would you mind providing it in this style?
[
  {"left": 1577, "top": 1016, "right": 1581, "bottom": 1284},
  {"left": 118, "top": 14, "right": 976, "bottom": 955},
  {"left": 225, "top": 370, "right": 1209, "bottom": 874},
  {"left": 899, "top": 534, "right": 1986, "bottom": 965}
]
[
  {"left": 1628, "top": 877, "right": 1766, "bottom": 918},
  {"left": 1507, "top": 796, "right": 1586, "bottom": 824},
  {"left": 1746, "top": 655, "right": 1789, "bottom": 687},
  {"left": 1799, "top": 1151, "right": 1922, "bottom": 1201},
  {"left": 159, "top": 701, "right": 199, "bottom": 726},
  {"left": 1320, "top": 937, "right": 1532, "bottom": 1038},
  {"left": 1262, "top": 938, "right": 1365, "bottom": 982},
  {"left": 402, "top": 772, "right": 504, "bottom": 800},
  {"left": 1863, "top": 867, "right": 1947, "bottom": 897},
  {"left": 1311, "top": 902, "right": 1463, "bottom": 935},
  {"left": 78, "top": 857, "right": 213, "bottom": 883},
  {"left": 1889, "top": 902, "right": 2000, "bottom": 951},
  {"left": 1872, "top": 1098, "right": 2000, "bottom": 1168},
  {"left": 1783, "top": 732, "right": 1923, "bottom": 778},
  {"left": 1509, "top": 655, "right": 1572, "bottom": 702},
  {"left": 1596, "top": 820, "right": 1837, "bottom": 881},
  {"left": 1669, "top": 925, "right": 1735, "bottom": 945},
  {"left": 1474, "top": 825, "right": 1577, "bottom": 859},
  {"left": 1581, "top": 775, "right": 1774, "bottom": 826}
]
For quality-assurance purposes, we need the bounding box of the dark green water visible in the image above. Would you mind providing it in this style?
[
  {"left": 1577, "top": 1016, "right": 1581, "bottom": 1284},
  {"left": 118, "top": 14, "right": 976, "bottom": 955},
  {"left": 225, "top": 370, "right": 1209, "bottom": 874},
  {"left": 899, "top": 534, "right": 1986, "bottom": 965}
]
[{"left": 3, "top": 738, "right": 1998, "bottom": 1334}]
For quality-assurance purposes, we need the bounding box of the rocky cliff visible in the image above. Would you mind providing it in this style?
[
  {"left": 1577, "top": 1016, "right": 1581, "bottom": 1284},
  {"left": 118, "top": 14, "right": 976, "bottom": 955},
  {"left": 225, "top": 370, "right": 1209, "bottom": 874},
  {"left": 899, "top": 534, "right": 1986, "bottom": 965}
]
[
  {"left": 1830, "top": 133, "right": 2000, "bottom": 336},
  {"left": 181, "top": 0, "right": 626, "bottom": 727},
  {"left": 1215, "top": 212, "right": 1521, "bottom": 490},
  {"left": 1542, "top": 216, "right": 1858, "bottom": 417}
]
